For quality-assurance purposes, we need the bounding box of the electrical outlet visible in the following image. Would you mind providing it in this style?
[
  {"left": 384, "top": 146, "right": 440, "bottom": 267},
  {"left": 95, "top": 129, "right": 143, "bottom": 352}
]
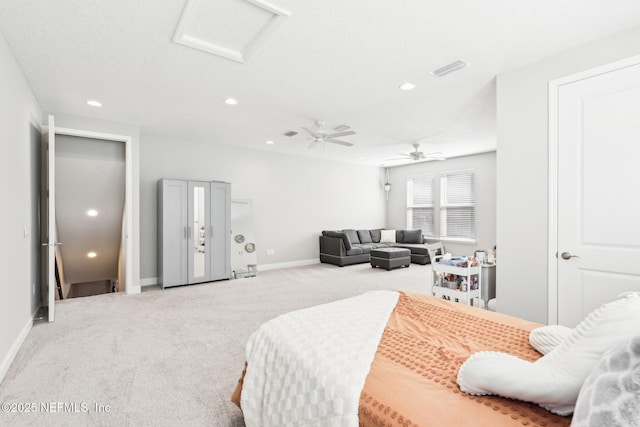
[{"left": 266, "top": 249, "right": 275, "bottom": 256}]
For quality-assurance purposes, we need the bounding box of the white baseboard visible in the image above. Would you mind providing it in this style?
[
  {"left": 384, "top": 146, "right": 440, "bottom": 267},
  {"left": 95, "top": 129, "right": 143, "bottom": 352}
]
[
  {"left": 126, "top": 285, "right": 142, "bottom": 294},
  {"left": 143, "top": 260, "right": 319, "bottom": 284},
  {"left": 0, "top": 316, "right": 33, "bottom": 385},
  {"left": 140, "top": 277, "right": 158, "bottom": 287},
  {"left": 258, "top": 259, "right": 319, "bottom": 272}
]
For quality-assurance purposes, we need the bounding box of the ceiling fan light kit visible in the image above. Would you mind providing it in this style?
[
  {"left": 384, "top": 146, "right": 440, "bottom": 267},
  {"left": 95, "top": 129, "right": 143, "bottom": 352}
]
[{"left": 385, "top": 143, "right": 446, "bottom": 164}]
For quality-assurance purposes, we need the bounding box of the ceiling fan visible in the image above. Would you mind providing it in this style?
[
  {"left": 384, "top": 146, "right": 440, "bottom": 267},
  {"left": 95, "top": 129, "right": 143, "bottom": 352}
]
[
  {"left": 387, "top": 143, "right": 445, "bottom": 162},
  {"left": 300, "top": 120, "right": 357, "bottom": 147}
]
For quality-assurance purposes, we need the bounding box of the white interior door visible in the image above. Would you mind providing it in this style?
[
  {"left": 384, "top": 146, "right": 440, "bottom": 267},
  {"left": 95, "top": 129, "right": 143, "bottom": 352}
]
[
  {"left": 556, "top": 62, "right": 640, "bottom": 327},
  {"left": 46, "top": 115, "right": 58, "bottom": 322}
]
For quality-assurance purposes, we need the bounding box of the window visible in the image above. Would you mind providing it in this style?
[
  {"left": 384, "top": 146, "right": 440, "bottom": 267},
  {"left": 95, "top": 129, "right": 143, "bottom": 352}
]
[
  {"left": 406, "top": 174, "right": 434, "bottom": 236},
  {"left": 406, "top": 170, "right": 476, "bottom": 242},
  {"left": 440, "top": 170, "right": 475, "bottom": 240}
]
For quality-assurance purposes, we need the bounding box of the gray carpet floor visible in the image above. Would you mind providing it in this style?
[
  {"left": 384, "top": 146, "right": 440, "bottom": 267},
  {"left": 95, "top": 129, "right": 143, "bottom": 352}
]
[{"left": 0, "top": 262, "right": 433, "bottom": 427}]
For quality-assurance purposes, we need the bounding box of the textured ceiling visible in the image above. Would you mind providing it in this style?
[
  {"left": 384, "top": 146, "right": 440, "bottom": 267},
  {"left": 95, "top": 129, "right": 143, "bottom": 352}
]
[{"left": 2, "top": 0, "right": 640, "bottom": 166}]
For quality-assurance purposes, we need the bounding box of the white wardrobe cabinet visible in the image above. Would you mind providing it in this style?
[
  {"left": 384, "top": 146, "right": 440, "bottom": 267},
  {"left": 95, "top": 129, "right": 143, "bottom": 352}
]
[{"left": 158, "top": 179, "right": 231, "bottom": 288}]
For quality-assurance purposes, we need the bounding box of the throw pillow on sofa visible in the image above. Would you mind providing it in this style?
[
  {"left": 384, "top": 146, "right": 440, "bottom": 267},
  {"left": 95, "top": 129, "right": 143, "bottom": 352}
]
[
  {"left": 402, "top": 229, "right": 423, "bottom": 244},
  {"left": 370, "top": 229, "right": 382, "bottom": 243},
  {"left": 380, "top": 229, "right": 396, "bottom": 243},
  {"left": 322, "top": 230, "right": 353, "bottom": 250},
  {"left": 343, "top": 229, "right": 360, "bottom": 245},
  {"left": 357, "top": 230, "right": 373, "bottom": 244}
]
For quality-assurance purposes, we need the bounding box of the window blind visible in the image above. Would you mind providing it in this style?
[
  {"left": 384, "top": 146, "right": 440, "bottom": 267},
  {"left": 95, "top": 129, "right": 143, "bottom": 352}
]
[
  {"left": 440, "top": 170, "right": 475, "bottom": 239},
  {"left": 406, "top": 174, "right": 434, "bottom": 236}
]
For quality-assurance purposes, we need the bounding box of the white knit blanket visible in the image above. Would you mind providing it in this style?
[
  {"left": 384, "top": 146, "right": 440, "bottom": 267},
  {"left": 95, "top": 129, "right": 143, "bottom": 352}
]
[{"left": 240, "top": 290, "right": 399, "bottom": 427}]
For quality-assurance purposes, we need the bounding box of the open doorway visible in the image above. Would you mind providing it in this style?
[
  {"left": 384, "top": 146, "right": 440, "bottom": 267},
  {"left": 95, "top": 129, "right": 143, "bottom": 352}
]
[
  {"left": 41, "top": 116, "right": 136, "bottom": 321},
  {"left": 55, "top": 135, "right": 125, "bottom": 299}
]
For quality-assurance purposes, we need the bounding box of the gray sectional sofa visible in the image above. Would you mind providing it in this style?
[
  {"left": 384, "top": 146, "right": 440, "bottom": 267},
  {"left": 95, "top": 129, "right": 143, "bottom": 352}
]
[{"left": 319, "top": 228, "right": 436, "bottom": 267}]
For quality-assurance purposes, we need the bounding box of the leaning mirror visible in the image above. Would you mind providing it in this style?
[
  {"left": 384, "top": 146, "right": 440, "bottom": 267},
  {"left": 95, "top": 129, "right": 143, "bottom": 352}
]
[{"left": 231, "top": 199, "right": 257, "bottom": 278}]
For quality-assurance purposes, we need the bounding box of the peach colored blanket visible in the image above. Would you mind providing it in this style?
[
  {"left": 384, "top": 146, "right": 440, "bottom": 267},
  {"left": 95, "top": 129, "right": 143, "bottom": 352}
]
[{"left": 233, "top": 292, "right": 571, "bottom": 427}]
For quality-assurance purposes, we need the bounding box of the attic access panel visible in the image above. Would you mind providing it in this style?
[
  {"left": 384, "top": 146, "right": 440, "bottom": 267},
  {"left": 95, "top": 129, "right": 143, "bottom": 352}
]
[{"left": 173, "top": 0, "right": 290, "bottom": 63}]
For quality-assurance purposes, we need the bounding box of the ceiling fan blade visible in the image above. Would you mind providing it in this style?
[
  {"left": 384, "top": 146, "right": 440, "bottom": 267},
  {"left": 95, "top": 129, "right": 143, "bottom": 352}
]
[
  {"left": 327, "top": 139, "right": 354, "bottom": 147},
  {"left": 301, "top": 126, "right": 320, "bottom": 138},
  {"left": 326, "top": 130, "right": 356, "bottom": 138},
  {"left": 385, "top": 157, "right": 409, "bottom": 162}
]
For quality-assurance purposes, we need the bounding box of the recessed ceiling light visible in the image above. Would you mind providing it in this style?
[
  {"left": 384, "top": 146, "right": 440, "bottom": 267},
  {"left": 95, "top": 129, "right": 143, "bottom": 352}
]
[
  {"left": 87, "top": 252, "right": 97, "bottom": 258},
  {"left": 87, "top": 209, "right": 98, "bottom": 217},
  {"left": 399, "top": 82, "right": 416, "bottom": 91},
  {"left": 265, "top": 140, "right": 275, "bottom": 145},
  {"left": 224, "top": 98, "right": 238, "bottom": 105},
  {"left": 87, "top": 100, "right": 102, "bottom": 107}
]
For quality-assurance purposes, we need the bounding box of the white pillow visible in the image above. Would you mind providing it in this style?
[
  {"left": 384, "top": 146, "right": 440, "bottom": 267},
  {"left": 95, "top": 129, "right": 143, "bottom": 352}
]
[
  {"left": 571, "top": 335, "right": 640, "bottom": 426},
  {"left": 379, "top": 229, "right": 396, "bottom": 243},
  {"left": 457, "top": 292, "right": 640, "bottom": 416},
  {"left": 529, "top": 324, "right": 572, "bottom": 355}
]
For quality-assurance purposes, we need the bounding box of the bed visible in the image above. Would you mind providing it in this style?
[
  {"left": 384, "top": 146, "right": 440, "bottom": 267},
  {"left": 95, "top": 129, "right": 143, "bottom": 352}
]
[
  {"left": 232, "top": 291, "right": 640, "bottom": 427},
  {"left": 232, "top": 291, "right": 575, "bottom": 426}
]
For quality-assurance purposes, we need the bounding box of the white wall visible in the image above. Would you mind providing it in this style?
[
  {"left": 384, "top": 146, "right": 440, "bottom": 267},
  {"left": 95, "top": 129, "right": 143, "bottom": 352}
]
[
  {"left": 140, "top": 135, "right": 386, "bottom": 280},
  {"left": 0, "top": 30, "right": 42, "bottom": 383},
  {"left": 497, "top": 25, "right": 640, "bottom": 323},
  {"left": 385, "top": 151, "right": 496, "bottom": 257}
]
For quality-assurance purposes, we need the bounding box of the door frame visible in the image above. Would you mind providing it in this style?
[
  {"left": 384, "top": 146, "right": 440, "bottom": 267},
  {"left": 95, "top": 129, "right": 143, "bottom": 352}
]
[
  {"left": 547, "top": 54, "right": 640, "bottom": 325},
  {"left": 52, "top": 125, "right": 136, "bottom": 296}
]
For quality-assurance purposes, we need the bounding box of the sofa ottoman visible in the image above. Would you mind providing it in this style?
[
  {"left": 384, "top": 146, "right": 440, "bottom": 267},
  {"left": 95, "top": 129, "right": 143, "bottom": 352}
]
[{"left": 370, "top": 247, "right": 411, "bottom": 271}]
